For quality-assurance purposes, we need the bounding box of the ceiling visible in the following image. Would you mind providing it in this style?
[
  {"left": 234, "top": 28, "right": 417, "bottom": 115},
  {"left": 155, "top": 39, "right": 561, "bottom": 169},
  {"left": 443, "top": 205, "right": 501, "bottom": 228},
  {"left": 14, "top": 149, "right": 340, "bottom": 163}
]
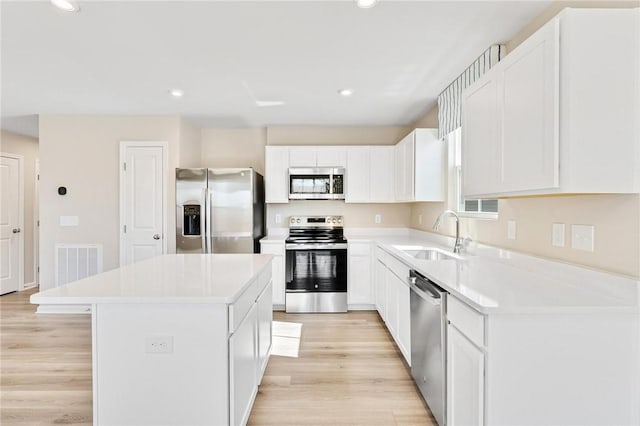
[{"left": 1, "top": 0, "right": 552, "bottom": 137}]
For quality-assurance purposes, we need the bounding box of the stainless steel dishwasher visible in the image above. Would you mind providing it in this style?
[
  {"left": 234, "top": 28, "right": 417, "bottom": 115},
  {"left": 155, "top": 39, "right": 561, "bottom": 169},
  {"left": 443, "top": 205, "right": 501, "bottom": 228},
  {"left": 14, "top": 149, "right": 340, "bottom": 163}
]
[{"left": 409, "top": 269, "right": 447, "bottom": 426}]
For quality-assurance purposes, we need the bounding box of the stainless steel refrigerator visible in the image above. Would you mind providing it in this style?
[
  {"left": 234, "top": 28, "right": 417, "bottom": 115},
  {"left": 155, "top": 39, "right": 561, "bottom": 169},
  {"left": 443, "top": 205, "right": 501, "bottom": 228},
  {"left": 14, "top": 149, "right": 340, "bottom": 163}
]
[{"left": 176, "top": 168, "right": 265, "bottom": 254}]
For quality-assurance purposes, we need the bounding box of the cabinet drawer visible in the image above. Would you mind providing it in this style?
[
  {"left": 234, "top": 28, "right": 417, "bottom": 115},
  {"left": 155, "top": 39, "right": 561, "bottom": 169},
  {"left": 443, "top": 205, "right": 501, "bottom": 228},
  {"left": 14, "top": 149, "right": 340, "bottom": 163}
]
[
  {"left": 229, "top": 281, "right": 258, "bottom": 334},
  {"left": 386, "top": 254, "right": 410, "bottom": 283},
  {"left": 376, "top": 246, "right": 390, "bottom": 264},
  {"left": 349, "top": 242, "right": 371, "bottom": 256},
  {"left": 448, "top": 296, "right": 485, "bottom": 348},
  {"left": 256, "top": 263, "right": 272, "bottom": 296}
]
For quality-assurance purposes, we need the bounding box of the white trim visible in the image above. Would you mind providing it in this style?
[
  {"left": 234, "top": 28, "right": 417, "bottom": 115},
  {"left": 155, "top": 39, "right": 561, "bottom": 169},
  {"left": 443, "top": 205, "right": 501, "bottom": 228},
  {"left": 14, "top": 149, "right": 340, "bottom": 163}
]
[
  {"left": 34, "top": 158, "right": 40, "bottom": 286},
  {"left": 1, "top": 152, "right": 25, "bottom": 291},
  {"left": 23, "top": 281, "right": 37, "bottom": 289},
  {"left": 119, "top": 141, "right": 169, "bottom": 266},
  {"left": 36, "top": 304, "right": 91, "bottom": 314}
]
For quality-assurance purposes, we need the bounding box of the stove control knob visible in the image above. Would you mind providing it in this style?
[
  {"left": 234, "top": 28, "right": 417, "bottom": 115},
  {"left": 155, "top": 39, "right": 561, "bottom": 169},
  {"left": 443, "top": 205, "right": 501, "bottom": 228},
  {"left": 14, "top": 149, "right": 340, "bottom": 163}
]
[
  {"left": 290, "top": 218, "right": 295, "bottom": 224},
  {"left": 338, "top": 218, "right": 342, "bottom": 223},
  {"left": 296, "top": 218, "right": 301, "bottom": 223}
]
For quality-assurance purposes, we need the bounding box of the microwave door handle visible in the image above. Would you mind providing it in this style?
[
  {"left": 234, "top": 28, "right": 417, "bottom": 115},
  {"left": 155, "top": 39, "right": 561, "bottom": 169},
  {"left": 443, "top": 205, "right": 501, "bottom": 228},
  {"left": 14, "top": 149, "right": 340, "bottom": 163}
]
[{"left": 329, "top": 172, "right": 334, "bottom": 195}]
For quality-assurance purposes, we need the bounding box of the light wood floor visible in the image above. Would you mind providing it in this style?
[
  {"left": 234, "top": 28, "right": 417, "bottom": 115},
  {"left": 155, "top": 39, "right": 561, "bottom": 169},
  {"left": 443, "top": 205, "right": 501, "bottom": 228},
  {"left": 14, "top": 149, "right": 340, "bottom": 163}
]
[{"left": 2, "top": 288, "right": 435, "bottom": 425}]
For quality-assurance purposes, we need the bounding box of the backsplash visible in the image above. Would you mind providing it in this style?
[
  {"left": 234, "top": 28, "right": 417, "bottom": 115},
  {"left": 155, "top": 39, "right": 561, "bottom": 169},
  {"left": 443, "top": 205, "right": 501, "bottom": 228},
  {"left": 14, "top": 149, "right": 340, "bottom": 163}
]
[
  {"left": 266, "top": 201, "right": 412, "bottom": 229},
  {"left": 410, "top": 194, "right": 640, "bottom": 278}
]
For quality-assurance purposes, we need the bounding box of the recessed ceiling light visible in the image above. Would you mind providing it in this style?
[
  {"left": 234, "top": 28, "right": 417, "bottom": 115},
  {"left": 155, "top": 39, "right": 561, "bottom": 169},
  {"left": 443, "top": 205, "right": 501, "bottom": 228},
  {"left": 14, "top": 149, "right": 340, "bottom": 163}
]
[
  {"left": 169, "top": 89, "right": 184, "bottom": 98},
  {"left": 338, "top": 89, "right": 354, "bottom": 97},
  {"left": 50, "top": 0, "right": 80, "bottom": 12},
  {"left": 356, "top": 0, "right": 378, "bottom": 9}
]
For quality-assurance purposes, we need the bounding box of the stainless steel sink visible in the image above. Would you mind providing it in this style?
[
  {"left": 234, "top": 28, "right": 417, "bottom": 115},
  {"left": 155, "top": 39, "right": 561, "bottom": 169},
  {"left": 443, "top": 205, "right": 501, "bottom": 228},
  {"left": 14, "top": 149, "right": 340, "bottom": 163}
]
[{"left": 403, "top": 248, "right": 458, "bottom": 261}]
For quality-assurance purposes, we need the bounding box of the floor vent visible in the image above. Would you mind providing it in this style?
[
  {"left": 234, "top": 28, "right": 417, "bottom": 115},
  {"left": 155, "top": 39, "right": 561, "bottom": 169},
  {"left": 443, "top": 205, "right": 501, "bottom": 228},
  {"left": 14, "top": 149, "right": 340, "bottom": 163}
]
[{"left": 55, "top": 244, "right": 103, "bottom": 287}]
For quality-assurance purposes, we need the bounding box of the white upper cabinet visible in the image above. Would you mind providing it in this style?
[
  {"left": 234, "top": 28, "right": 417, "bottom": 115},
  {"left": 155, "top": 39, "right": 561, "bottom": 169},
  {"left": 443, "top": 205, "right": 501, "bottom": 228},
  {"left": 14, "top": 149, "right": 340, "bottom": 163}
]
[
  {"left": 345, "top": 146, "right": 395, "bottom": 203},
  {"left": 265, "top": 146, "right": 289, "bottom": 204},
  {"left": 289, "top": 146, "right": 346, "bottom": 168},
  {"left": 395, "top": 129, "right": 446, "bottom": 202},
  {"left": 462, "top": 9, "right": 640, "bottom": 198}
]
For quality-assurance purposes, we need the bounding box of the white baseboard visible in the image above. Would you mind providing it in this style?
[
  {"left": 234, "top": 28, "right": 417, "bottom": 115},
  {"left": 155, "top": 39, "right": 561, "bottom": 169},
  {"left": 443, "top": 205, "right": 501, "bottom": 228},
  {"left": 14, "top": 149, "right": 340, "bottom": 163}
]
[
  {"left": 36, "top": 304, "right": 91, "bottom": 314},
  {"left": 272, "top": 304, "right": 285, "bottom": 311},
  {"left": 347, "top": 304, "right": 376, "bottom": 311},
  {"left": 23, "top": 282, "right": 37, "bottom": 290}
]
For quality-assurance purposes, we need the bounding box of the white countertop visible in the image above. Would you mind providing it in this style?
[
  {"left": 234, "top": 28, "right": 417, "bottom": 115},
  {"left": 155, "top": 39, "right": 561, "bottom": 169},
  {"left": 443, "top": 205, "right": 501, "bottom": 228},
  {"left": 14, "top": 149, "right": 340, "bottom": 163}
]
[
  {"left": 31, "top": 254, "right": 273, "bottom": 305},
  {"left": 374, "top": 234, "right": 639, "bottom": 314},
  {"left": 261, "top": 230, "right": 640, "bottom": 314}
]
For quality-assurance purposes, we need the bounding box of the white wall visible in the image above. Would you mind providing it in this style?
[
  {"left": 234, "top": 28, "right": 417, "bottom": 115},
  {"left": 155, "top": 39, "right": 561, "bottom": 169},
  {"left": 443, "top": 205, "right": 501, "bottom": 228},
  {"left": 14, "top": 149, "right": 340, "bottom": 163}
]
[
  {"left": 0, "top": 130, "right": 39, "bottom": 286},
  {"left": 38, "top": 115, "right": 186, "bottom": 290},
  {"left": 179, "top": 118, "right": 202, "bottom": 168}
]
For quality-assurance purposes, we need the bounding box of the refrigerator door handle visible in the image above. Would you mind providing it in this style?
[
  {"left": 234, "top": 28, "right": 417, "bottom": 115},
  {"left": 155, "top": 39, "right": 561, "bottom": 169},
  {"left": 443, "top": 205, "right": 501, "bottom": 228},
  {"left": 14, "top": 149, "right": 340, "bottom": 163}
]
[
  {"left": 206, "top": 188, "right": 214, "bottom": 253},
  {"left": 201, "top": 187, "right": 208, "bottom": 253}
]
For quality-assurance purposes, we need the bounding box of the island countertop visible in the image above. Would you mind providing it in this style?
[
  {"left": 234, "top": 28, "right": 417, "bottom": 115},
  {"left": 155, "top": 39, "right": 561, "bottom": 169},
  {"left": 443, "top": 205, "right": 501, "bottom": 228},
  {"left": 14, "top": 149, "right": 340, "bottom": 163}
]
[{"left": 31, "top": 254, "right": 273, "bottom": 305}]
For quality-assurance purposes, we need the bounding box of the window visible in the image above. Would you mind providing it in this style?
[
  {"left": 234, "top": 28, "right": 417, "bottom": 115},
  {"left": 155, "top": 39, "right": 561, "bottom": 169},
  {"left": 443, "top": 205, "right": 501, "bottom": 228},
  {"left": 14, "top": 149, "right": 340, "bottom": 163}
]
[{"left": 447, "top": 127, "right": 498, "bottom": 217}]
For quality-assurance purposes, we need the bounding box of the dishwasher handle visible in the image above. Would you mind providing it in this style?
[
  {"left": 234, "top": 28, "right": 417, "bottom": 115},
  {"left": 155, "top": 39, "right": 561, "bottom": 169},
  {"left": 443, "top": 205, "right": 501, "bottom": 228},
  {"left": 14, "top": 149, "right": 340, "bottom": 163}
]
[{"left": 409, "top": 270, "right": 445, "bottom": 305}]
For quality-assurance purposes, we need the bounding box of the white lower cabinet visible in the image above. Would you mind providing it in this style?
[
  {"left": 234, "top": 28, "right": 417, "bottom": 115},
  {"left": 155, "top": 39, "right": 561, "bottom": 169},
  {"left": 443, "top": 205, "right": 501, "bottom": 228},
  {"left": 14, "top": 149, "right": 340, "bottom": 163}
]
[
  {"left": 257, "top": 281, "right": 272, "bottom": 381},
  {"left": 229, "top": 303, "right": 258, "bottom": 426},
  {"left": 376, "top": 248, "right": 411, "bottom": 366},
  {"left": 447, "top": 324, "right": 485, "bottom": 426},
  {"left": 375, "top": 259, "right": 387, "bottom": 320},
  {"left": 260, "top": 241, "right": 285, "bottom": 308},
  {"left": 348, "top": 242, "right": 373, "bottom": 307}
]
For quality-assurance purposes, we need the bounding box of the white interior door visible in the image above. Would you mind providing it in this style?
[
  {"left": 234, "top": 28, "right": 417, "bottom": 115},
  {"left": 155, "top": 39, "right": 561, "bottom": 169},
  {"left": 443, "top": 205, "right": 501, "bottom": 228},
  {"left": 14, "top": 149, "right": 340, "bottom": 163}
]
[
  {"left": 120, "top": 143, "right": 166, "bottom": 265},
  {"left": 1, "top": 155, "right": 23, "bottom": 294}
]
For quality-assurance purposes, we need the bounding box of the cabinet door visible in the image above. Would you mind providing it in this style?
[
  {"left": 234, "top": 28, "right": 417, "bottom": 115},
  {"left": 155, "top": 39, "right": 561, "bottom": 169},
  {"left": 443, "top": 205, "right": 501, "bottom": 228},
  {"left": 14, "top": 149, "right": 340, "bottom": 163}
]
[
  {"left": 229, "top": 303, "right": 258, "bottom": 426},
  {"left": 385, "top": 267, "right": 399, "bottom": 337},
  {"left": 316, "top": 147, "right": 346, "bottom": 167},
  {"left": 257, "top": 281, "right": 273, "bottom": 382},
  {"left": 403, "top": 136, "right": 415, "bottom": 201},
  {"left": 447, "top": 324, "right": 485, "bottom": 426},
  {"left": 500, "top": 19, "right": 559, "bottom": 193},
  {"left": 271, "top": 255, "right": 285, "bottom": 306},
  {"left": 394, "top": 139, "right": 407, "bottom": 201},
  {"left": 265, "top": 147, "right": 289, "bottom": 203},
  {"left": 289, "top": 147, "right": 317, "bottom": 167},
  {"left": 346, "top": 147, "right": 370, "bottom": 202},
  {"left": 461, "top": 70, "right": 502, "bottom": 197},
  {"left": 397, "top": 280, "right": 411, "bottom": 366},
  {"left": 375, "top": 260, "right": 387, "bottom": 320},
  {"left": 348, "top": 253, "right": 372, "bottom": 305},
  {"left": 369, "top": 146, "right": 394, "bottom": 202}
]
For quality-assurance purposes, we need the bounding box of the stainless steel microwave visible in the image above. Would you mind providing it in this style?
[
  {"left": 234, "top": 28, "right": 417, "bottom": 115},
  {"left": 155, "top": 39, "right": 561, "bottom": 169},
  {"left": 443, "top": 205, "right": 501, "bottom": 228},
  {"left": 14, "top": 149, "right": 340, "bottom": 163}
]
[{"left": 288, "top": 167, "right": 345, "bottom": 200}]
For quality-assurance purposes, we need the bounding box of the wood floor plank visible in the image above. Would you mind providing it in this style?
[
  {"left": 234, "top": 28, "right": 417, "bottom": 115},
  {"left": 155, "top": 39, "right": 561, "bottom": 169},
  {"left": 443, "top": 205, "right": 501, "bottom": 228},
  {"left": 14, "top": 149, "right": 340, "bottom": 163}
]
[{"left": 1, "top": 289, "right": 436, "bottom": 425}]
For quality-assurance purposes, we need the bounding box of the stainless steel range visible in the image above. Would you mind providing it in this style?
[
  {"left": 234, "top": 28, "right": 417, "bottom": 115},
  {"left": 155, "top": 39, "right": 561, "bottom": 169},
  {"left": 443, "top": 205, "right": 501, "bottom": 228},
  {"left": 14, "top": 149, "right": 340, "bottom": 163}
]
[{"left": 285, "top": 216, "right": 348, "bottom": 313}]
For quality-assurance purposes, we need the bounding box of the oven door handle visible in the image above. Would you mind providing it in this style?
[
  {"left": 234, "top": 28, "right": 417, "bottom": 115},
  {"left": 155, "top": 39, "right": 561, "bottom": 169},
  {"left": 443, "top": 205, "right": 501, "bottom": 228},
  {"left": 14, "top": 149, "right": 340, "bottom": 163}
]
[{"left": 286, "top": 243, "right": 348, "bottom": 250}]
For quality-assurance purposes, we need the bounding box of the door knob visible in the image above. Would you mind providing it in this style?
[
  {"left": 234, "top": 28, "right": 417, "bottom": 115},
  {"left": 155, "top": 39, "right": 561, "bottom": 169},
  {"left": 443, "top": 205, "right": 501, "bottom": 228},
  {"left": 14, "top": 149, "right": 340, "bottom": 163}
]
[
  {"left": 12, "top": 228, "right": 21, "bottom": 234},
  {"left": 153, "top": 234, "right": 161, "bottom": 240}
]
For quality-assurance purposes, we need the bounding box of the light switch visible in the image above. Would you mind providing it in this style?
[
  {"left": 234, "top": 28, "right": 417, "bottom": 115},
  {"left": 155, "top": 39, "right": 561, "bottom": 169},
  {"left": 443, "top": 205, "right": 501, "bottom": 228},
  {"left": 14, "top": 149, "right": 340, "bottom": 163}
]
[
  {"left": 552, "top": 223, "right": 565, "bottom": 247},
  {"left": 571, "top": 225, "right": 595, "bottom": 252},
  {"left": 275, "top": 214, "right": 282, "bottom": 224},
  {"left": 374, "top": 214, "right": 382, "bottom": 224},
  {"left": 60, "top": 216, "right": 79, "bottom": 227},
  {"left": 507, "top": 220, "right": 516, "bottom": 240}
]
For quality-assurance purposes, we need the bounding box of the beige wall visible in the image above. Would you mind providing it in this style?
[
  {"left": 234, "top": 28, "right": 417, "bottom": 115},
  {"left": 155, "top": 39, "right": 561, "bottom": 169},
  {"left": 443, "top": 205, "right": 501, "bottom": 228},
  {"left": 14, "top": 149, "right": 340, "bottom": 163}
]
[
  {"left": 408, "top": 1, "right": 640, "bottom": 277},
  {"left": 178, "top": 118, "right": 202, "bottom": 168},
  {"left": 0, "top": 130, "right": 39, "bottom": 285},
  {"left": 38, "top": 115, "right": 187, "bottom": 290},
  {"left": 201, "top": 128, "right": 267, "bottom": 175},
  {"left": 268, "top": 202, "right": 411, "bottom": 229}
]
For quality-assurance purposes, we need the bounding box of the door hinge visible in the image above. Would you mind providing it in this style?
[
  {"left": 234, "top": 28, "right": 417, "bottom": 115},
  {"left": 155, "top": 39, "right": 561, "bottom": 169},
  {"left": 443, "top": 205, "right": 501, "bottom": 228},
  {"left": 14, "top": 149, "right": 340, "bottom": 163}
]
[
  {"left": 37, "top": 266, "right": 40, "bottom": 273},
  {"left": 123, "top": 162, "right": 127, "bottom": 171},
  {"left": 123, "top": 225, "right": 127, "bottom": 233},
  {"left": 37, "top": 174, "right": 40, "bottom": 180},
  {"left": 37, "top": 220, "right": 40, "bottom": 227}
]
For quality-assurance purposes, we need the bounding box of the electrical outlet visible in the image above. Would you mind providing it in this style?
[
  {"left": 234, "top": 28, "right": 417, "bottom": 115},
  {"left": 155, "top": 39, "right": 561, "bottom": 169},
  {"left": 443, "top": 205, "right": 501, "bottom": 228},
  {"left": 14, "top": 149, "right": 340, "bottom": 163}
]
[
  {"left": 571, "top": 225, "right": 595, "bottom": 252},
  {"left": 275, "top": 214, "right": 281, "bottom": 224},
  {"left": 507, "top": 220, "right": 517, "bottom": 240},
  {"left": 552, "top": 223, "right": 565, "bottom": 247},
  {"left": 145, "top": 336, "right": 173, "bottom": 354},
  {"left": 418, "top": 214, "right": 423, "bottom": 225},
  {"left": 374, "top": 214, "right": 382, "bottom": 224}
]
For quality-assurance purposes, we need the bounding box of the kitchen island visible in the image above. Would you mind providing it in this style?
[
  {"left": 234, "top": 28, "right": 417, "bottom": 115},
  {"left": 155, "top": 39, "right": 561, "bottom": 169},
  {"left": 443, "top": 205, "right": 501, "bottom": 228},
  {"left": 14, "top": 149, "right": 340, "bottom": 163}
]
[{"left": 31, "top": 254, "right": 273, "bottom": 426}]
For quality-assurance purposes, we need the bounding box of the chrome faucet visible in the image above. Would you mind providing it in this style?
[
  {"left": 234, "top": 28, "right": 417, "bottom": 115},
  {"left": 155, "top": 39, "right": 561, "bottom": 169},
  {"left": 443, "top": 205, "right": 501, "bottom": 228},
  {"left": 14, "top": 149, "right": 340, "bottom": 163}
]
[{"left": 433, "top": 210, "right": 463, "bottom": 254}]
